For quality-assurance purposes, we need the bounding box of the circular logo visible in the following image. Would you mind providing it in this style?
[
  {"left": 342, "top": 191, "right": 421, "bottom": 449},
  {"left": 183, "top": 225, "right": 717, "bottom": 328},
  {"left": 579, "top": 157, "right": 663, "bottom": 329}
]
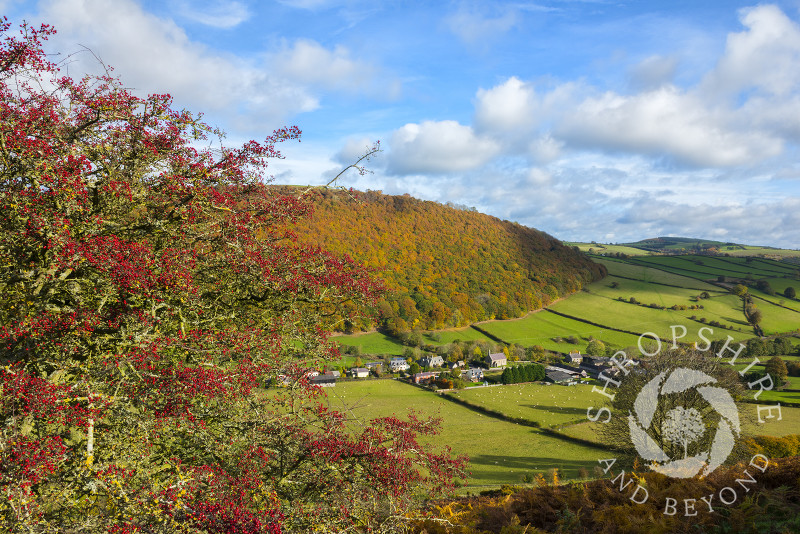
[{"left": 628, "top": 367, "right": 740, "bottom": 478}]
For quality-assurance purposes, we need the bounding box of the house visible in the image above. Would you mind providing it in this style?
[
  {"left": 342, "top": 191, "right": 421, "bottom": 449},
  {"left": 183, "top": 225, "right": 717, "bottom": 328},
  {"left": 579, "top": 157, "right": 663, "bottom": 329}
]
[
  {"left": 448, "top": 360, "right": 465, "bottom": 370},
  {"left": 364, "top": 362, "right": 382, "bottom": 373},
  {"left": 412, "top": 371, "right": 439, "bottom": 384},
  {"left": 486, "top": 351, "right": 507, "bottom": 368},
  {"left": 326, "top": 370, "right": 342, "bottom": 378},
  {"left": 579, "top": 356, "right": 617, "bottom": 379},
  {"left": 389, "top": 358, "right": 410, "bottom": 372},
  {"left": 462, "top": 368, "right": 484, "bottom": 382},
  {"left": 545, "top": 369, "right": 574, "bottom": 384},
  {"left": 349, "top": 367, "right": 369, "bottom": 379},
  {"left": 311, "top": 373, "right": 337, "bottom": 387},
  {"left": 565, "top": 350, "right": 582, "bottom": 364},
  {"left": 419, "top": 355, "right": 444, "bottom": 368}
]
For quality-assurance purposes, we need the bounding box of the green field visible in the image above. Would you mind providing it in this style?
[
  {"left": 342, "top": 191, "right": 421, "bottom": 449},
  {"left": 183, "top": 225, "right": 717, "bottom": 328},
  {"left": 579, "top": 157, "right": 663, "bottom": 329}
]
[
  {"left": 565, "top": 242, "right": 652, "bottom": 256},
  {"left": 325, "top": 380, "right": 609, "bottom": 487},
  {"left": 331, "top": 331, "right": 407, "bottom": 356},
  {"left": 449, "top": 383, "right": 602, "bottom": 428},
  {"left": 337, "top": 254, "right": 800, "bottom": 358},
  {"left": 476, "top": 310, "right": 643, "bottom": 351}
]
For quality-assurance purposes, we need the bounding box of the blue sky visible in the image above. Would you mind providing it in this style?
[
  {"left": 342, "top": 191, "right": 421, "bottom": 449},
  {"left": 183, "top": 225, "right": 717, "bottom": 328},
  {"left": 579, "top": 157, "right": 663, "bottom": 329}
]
[{"left": 6, "top": 0, "right": 800, "bottom": 247}]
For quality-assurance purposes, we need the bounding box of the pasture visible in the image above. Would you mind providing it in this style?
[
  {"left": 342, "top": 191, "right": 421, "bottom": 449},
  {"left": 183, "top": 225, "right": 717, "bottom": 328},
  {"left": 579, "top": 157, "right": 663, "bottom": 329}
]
[
  {"left": 448, "top": 382, "right": 602, "bottom": 428},
  {"left": 325, "top": 379, "right": 610, "bottom": 487},
  {"left": 475, "top": 310, "right": 643, "bottom": 351}
]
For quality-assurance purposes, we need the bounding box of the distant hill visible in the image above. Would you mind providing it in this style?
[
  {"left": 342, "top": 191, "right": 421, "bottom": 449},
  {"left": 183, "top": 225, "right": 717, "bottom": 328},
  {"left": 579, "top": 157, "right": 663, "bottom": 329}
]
[
  {"left": 624, "top": 236, "right": 744, "bottom": 253},
  {"left": 289, "top": 189, "right": 607, "bottom": 334}
]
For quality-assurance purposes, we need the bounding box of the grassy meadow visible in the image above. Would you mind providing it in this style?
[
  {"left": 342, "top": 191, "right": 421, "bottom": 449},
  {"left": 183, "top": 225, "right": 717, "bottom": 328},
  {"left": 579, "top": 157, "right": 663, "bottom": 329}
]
[{"left": 325, "top": 379, "right": 609, "bottom": 488}]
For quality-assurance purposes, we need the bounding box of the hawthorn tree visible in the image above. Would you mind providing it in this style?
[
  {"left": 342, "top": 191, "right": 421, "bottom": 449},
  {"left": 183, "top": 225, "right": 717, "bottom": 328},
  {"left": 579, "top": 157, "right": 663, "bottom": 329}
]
[{"left": 0, "top": 20, "right": 464, "bottom": 533}]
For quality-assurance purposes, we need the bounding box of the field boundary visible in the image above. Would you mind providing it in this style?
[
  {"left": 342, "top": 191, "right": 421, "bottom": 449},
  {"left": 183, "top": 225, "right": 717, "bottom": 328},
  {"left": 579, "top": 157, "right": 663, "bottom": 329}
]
[
  {"left": 438, "top": 390, "right": 610, "bottom": 451},
  {"left": 606, "top": 273, "right": 727, "bottom": 292},
  {"left": 543, "top": 308, "right": 672, "bottom": 343}
]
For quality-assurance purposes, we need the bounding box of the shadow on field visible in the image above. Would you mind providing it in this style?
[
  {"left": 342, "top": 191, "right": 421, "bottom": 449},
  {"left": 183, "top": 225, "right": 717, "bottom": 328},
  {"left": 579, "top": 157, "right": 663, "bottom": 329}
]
[
  {"left": 722, "top": 315, "right": 749, "bottom": 326},
  {"left": 522, "top": 405, "right": 586, "bottom": 416},
  {"left": 468, "top": 455, "right": 595, "bottom": 482}
]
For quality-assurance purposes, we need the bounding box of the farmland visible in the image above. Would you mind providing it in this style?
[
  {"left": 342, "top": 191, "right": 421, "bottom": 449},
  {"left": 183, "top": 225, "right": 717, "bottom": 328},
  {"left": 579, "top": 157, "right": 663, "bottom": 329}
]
[
  {"left": 326, "top": 252, "right": 800, "bottom": 489},
  {"left": 324, "top": 378, "right": 800, "bottom": 490},
  {"left": 325, "top": 379, "right": 609, "bottom": 487}
]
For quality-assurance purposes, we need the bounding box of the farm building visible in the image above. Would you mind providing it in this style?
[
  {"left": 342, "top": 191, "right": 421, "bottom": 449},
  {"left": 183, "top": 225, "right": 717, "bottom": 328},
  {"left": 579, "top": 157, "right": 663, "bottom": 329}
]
[
  {"left": 486, "top": 352, "right": 507, "bottom": 368},
  {"left": 545, "top": 369, "right": 574, "bottom": 384},
  {"left": 546, "top": 364, "right": 586, "bottom": 378},
  {"left": 311, "top": 373, "right": 337, "bottom": 387},
  {"left": 579, "top": 356, "right": 617, "bottom": 378},
  {"left": 349, "top": 367, "right": 369, "bottom": 378}
]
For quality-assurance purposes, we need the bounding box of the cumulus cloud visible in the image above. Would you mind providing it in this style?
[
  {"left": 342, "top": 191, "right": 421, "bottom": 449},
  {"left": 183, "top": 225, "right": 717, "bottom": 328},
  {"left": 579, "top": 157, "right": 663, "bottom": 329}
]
[
  {"left": 702, "top": 4, "right": 800, "bottom": 99},
  {"left": 36, "top": 0, "right": 392, "bottom": 132},
  {"left": 40, "top": 0, "right": 317, "bottom": 128},
  {"left": 474, "top": 76, "right": 538, "bottom": 134},
  {"left": 556, "top": 86, "right": 783, "bottom": 167},
  {"left": 387, "top": 121, "right": 500, "bottom": 174}
]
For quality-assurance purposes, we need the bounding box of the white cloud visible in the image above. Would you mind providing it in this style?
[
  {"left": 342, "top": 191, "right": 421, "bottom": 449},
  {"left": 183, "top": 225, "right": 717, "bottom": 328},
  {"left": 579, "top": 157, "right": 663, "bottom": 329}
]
[
  {"left": 702, "top": 4, "right": 800, "bottom": 99},
  {"left": 474, "top": 76, "right": 537, "bottom": 134},
  {"left": 40, "top": 0, "right": 318, "bottom": 129},
  {"left": 172, "top": 0, "right": 251, "bottom": 28},
  {"left": 270, "top": 39, "right": 381, "bottom": 93},
  {"left": 386, "top": 120, "right": 500, "bottom": 174},
  {"left": 628, "top": 55, "right": 678, "bottom": 90},
  {"left": 556, "top": 86, "right": 783, "bottom": 167},
  {"left": 446, "top": 6, "right": 517, "bottom": 45}
]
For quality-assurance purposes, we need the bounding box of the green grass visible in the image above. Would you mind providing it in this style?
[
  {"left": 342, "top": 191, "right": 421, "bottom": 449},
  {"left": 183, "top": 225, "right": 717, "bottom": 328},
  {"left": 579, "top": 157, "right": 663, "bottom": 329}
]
[
  {"left": 475, "top": 310, "right": 644, "bottom": 351},
  {"left": 325, "top": 380, "right": 609, "bottom": 487},
  {"left": 592, "top": 257, "right": 720, "bottom": 290},
  {"left": 565, "top": 242, "right": 652, "bottom": 256},
  {"left": 332, "top": 332, "right": 406, "bottom": 356},
  {"left": 724, "top": 247, "right": 800, "bottom": 258},
  {"left": 423, "top": 327, "right": 494, "bottom": 345},
  {"left": 449, "top": 383, "right": 602, "bottom": 428},
  {"left": 548, "top": 291, "right": 751, "bottom": 343}
]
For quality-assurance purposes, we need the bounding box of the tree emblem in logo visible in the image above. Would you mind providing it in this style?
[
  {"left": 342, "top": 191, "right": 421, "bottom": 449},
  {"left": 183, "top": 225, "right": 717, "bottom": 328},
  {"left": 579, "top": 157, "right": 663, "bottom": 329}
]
[{"left": 628, "top": 367, "right": 740, "bottom": 478}]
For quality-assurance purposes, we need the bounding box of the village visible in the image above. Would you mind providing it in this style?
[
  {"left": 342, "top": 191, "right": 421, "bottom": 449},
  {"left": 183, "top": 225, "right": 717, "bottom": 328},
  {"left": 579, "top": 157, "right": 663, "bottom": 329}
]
[{"left": 307, "top": 349, "right": 624, "bottom": 390}]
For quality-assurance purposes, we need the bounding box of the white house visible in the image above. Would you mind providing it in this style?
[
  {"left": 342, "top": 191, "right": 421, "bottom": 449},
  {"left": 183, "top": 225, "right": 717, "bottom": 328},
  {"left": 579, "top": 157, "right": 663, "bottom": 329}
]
[
  {"left": 349, "top": 367, "right": 369, "bottom": 378},
  {"left": 389, "top": 358, "right": 410, "bottom": 372}
]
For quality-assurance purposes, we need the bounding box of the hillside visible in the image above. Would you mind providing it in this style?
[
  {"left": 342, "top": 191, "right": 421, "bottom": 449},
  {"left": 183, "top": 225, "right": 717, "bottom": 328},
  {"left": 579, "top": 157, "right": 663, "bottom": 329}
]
[{"left": 290, "top": 188, "right": 606, "bottom": 333}]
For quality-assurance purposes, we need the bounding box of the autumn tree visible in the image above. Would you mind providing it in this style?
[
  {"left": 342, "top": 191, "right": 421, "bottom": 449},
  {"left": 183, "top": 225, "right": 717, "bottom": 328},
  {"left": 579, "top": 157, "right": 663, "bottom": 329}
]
[
  {"left": 765, "top": 356, "right": 788, "bottom": 388},
  {"left": 0, "top": 21, "right": 464, "bottom": 533}
]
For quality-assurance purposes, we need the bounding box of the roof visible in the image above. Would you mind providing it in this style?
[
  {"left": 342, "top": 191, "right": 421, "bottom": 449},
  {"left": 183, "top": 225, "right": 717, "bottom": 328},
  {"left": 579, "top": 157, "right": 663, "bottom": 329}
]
[
  {"left": 351, "top": 367, "right": 369, "bottom": 373},
  {"left": 488, "top": 352, "right": 506, "bottom": 361},
  {"left": 546, "top": 370, "right": 573, "bottom": 382}
]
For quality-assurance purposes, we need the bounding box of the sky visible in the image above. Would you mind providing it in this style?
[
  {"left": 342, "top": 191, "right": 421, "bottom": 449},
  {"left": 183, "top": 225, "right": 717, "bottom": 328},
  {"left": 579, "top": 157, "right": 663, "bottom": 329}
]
[{"left": 5, "top": 0, "right": 800, "bottom": 248}]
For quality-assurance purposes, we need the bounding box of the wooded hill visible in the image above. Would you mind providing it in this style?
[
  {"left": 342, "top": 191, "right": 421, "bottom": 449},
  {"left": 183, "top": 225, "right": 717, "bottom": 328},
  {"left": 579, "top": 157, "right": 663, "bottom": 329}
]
[{"left": 288, "top": 188, "right": 606, "bottom": 334}]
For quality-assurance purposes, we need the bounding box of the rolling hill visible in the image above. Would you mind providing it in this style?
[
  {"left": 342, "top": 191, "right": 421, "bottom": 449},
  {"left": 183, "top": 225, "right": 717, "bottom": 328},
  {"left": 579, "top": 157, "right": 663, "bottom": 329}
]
[{"left": 288, "top": 188, "right": 607, "bottom": 333}]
